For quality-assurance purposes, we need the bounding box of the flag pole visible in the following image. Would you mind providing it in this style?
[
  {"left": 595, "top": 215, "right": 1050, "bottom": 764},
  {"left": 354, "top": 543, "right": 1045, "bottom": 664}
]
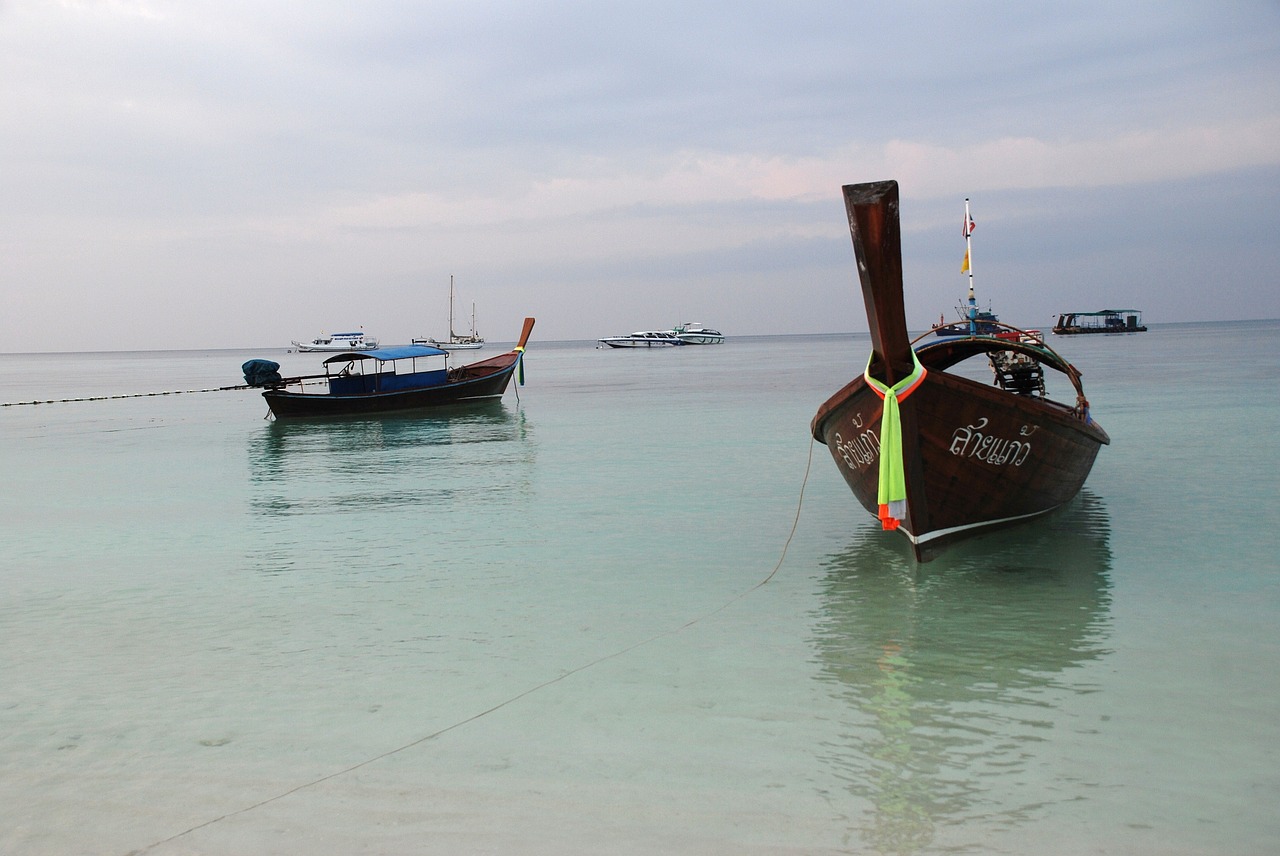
[{"left": 963, "top": 198, "right": 977, "bottom": 335}]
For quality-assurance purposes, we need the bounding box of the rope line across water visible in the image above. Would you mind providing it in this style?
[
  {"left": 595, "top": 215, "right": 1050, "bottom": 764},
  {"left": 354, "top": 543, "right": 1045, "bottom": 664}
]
[
  {"left": 2, "top": 385, "right": 253, "bottom": 407},
  {"left": 130, "top": 439, "right": 817, "bottom": 854}
]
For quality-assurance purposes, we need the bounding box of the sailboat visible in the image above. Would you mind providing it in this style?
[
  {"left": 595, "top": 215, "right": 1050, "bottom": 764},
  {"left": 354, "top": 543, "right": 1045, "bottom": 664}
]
[{"left": 413, "top": 275, "right": 485, "bottom": 350}]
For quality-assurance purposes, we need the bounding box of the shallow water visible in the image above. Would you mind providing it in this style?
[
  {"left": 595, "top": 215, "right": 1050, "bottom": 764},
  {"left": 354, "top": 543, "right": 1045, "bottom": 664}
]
[{"left": 2, "top": 323, "right": 1278, "bottom": 854}]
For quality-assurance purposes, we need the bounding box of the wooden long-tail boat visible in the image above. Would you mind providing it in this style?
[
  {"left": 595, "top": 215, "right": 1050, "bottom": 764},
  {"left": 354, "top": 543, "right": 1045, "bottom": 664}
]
[
  {"left": 246, "top": 317, "right": 533, "bottom": 419},
  {"left": 811, "top": 181, "right": 1109, "bottom": 561}
]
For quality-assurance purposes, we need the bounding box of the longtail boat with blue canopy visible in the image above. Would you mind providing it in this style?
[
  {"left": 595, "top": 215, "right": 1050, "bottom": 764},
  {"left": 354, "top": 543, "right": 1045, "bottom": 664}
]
[
  {"left": 245, "top": 317, "right": 533, "bottom": 419},
  {"left": 811, "top": 182, "right": 1109, "bottom": 561}
]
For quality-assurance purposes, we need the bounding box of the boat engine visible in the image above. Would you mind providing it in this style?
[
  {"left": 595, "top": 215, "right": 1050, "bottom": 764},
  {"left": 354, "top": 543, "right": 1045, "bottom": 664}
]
[{"left": 989, "top": 350, "right": 1045, "bottom": 397}]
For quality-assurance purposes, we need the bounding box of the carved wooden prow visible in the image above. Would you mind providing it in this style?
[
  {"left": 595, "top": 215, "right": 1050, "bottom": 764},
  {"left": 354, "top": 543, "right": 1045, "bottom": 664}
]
[
  {"left": 514, "top": 317, "right": 536, "bottom": 350},
  {"left": 843, "top": 180, "right": 914, "bottom": 386}
]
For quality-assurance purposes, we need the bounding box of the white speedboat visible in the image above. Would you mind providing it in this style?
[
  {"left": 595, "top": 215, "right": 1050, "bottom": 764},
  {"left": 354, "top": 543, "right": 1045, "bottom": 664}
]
[
  {"left": 670, "top": 322, "right": 724, "bottom": 344},
  {"left": 597, "top": 331, "right": 686, "bottom": 348},
  {"left": 292, "top": 330, "right": 379, "bottom": 352}
]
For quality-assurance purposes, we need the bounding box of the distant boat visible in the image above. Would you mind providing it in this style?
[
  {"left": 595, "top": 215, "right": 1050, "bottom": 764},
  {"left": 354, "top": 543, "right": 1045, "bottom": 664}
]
[
  {"left": 413, "top": 275, "right": 485, "bottom": 350},
  {"left": 1052, "top": 310, "right": 1147, "bottom": 335},
  {"left": 292, "top": 330, "right": 378, "bottom": 352},
  {"left": 247, "top": 318, "right": 533, "bottom": 419},
  {"left": 670, "top": 322, "right": 725, "bottom": 344},
  {"left": 811, "top": 180, "right": 1109, "bottom": 561},
  {"left": 930, "top": 305, "right": 1001, "bottom": 337},
  {"left": 597, "top": 331, "right": 686, "bottom": 348},
  {"left": 931, "top": 200, "right": 1006, "bottom": 338}
]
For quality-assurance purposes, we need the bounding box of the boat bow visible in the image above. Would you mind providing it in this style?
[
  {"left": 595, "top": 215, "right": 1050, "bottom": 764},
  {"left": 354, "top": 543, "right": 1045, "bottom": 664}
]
[{"left": 842, "top": 181, "right": 931, "bottom": 534}]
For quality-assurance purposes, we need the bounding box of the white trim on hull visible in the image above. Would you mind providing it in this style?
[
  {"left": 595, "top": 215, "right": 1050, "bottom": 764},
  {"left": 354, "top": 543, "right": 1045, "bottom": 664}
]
[{"left": 900, "top": 505, "right": 1061, "bottom": 546}]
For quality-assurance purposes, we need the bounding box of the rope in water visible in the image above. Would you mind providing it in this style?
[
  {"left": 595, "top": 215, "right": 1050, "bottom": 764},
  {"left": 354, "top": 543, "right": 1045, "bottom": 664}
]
[
  {"left": 131, "top": 439, "right": 817, "bottom": 854},
  {"left": 2, "top": 380, "right": 338, "bottom": 408},
  {"left": 1, "top": 385, "right": 253, "bottom": 407}
]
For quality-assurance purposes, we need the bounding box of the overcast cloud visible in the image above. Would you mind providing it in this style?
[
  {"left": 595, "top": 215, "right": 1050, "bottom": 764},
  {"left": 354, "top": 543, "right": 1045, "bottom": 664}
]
[{"left": 3, "top": 0, "right": 1278, "bottom": 350}]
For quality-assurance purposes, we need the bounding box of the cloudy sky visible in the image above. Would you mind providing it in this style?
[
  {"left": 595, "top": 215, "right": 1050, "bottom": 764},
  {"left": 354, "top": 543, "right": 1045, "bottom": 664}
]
[{"left": 3, "top": 1, "right": 1278, "bottom": 351}]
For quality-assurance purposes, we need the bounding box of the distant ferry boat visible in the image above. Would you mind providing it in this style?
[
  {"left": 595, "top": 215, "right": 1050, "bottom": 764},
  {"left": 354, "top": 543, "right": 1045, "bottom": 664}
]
[
  {"left": 1052, "top": 310, "right": 1147, "bottom": 335},
  {"left": 292, "top": 330, "right": 379, "bottom": 352}
]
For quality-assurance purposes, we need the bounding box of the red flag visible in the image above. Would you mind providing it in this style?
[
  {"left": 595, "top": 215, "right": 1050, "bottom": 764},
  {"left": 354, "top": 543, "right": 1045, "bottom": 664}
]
[{"left": 962, "top": 215, "right": 976, "bottom": 238}]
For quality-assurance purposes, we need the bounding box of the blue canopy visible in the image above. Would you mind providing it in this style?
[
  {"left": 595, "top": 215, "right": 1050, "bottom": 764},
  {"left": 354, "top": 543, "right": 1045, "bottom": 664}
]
[{"left": 323, "top": 344, "right": 447, "bottom": 364}]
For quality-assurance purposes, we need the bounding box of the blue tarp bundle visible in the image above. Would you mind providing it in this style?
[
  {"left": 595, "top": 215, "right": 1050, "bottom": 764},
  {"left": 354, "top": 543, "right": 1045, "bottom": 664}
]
[{"left": 242, "top": 359, "right": 282, "bottom": 387}]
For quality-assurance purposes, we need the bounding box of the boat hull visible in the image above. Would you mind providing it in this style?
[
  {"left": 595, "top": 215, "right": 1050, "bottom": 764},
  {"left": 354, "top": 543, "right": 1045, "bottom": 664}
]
[
  {"left": 292, "top": 341, "right": 378, "bottom": 352},
  {"left": 812, "top": 367, "right": 1110, "bottom": 561},
  {"left": 263, "top": 353, "right": 520, "bottom": 418},
  {"left": 598, "top": 338, "right": 683, "bottom": 348}
]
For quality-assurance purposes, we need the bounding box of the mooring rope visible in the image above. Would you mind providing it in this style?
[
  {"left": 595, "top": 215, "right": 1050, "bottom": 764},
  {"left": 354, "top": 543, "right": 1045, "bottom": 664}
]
[
  {"left": 130, "top": 439, "right": 817, "bottom": 854},
  {"left": 2, "top": 380, "right": 338, "bottom": 408},
  {"left": 2, "top": 385, "right": 252, "bottom": 407}
]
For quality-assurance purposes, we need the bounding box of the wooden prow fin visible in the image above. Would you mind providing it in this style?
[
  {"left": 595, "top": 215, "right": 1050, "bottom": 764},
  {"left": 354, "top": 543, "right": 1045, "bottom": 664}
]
[
  {"left": 514, "top": 317, "right": 535, "bottom": 351},
  {"left": 843, "top": 181, "right": 914, "bottom": 386}
]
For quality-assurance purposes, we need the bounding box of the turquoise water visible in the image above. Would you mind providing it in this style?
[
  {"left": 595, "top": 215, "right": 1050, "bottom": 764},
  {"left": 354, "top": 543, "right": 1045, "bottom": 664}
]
[{"left": 2, "top": 323, "right": 1278, "bottom": 855}]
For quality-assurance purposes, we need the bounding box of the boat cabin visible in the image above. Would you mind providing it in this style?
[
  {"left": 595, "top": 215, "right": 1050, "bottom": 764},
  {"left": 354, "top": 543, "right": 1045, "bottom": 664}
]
[{"left": 322, "top": 345, "right": 450, "bottom": 394}]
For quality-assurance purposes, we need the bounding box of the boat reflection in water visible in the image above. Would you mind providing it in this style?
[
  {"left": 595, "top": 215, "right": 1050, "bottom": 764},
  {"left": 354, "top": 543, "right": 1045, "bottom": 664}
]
[
  {"left": 244, "top": 401, "right": 534, "bottom": 574},
  {"left": 811, "top": 492, "right": 1112, "bottom": 854}
]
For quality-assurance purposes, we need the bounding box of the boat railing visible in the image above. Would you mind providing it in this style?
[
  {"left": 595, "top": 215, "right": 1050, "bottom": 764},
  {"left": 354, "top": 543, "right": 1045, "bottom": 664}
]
[
  {"left": 912, "top": 320, "right": 1043, "bottom": 346},
  {"left": 911, "top": 320, "right": 1091, "bottom": 419}
]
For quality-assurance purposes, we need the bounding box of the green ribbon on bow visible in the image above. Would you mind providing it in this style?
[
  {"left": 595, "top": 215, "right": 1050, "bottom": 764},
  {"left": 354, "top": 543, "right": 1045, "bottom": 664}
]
[{"left": 863, "top": 350, "right": 928, "bottom": 530}]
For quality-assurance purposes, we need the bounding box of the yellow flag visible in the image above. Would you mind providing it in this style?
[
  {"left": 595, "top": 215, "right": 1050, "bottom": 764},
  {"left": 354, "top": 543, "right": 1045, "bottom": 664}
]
[{"left": 961, "top": 249, "right": 970, "bottom": 273}]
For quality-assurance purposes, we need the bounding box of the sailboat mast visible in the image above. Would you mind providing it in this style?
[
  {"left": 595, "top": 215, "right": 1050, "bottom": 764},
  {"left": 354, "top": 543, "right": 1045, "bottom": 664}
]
[
  {"left": 448, "top": 274, "right": 456, "bottom": 340},
  {"left": 964, "top": 198, "right": 977, "bottom": 335}
]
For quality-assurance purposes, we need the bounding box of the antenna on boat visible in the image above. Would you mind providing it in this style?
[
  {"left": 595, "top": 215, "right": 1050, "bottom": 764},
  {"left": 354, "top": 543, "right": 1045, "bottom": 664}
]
[
  {"left": 963, "top": 198, "right": 977, "bottom": 335},
  {"left": 448, "top": 274, "right": 457, "bottom": 341}
]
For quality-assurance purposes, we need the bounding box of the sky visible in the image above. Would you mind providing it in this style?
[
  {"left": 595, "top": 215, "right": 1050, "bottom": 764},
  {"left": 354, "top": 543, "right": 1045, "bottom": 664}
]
[{"left": 3, "top": 1, "right": 1279, "bottom": 351}]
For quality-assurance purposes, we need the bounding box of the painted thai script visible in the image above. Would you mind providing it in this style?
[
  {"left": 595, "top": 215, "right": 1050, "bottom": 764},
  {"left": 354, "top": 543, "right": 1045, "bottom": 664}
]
[
  {"left": 835, "top": 415, "right": 880, "bottom": 471},
  {"left": 949, "top": 417, "right": 1033, "bottom": 466}
]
